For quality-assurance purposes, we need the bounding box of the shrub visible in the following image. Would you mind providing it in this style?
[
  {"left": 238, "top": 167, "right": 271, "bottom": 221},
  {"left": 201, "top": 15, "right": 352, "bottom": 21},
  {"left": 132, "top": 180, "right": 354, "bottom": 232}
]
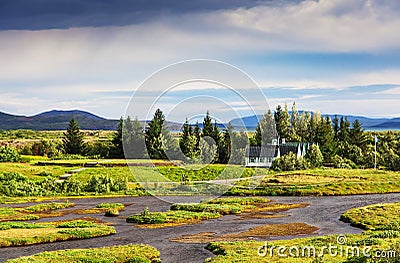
[
  {"left": 271, "top": 152, "right": 309, "bottom": 171},
  {"left": 0, "top": 146, "right": 21, "bottom": 162},
  {"left": 104, "top": 209, "right": 119, "bottom": 217},
  {"left": 96, "top": 203, "right": 124, "bottom": 210},
  {"left": 305, "top": 144, "right": 324, "bottom": 168},
  {"left": 57, "top": 220, "right": 97, "bottom": 228},
  {"left": 85, "top": 174, "right": 127, "bottom": 193},
  {"left": 170, "top": 203, "right": 241, "bottom": 215},
  {"left": 38, "top": 171, "right": 53, "bottom": 177},
  {"left": 127, "top": 207, "right": 167, "bottom": 224}
]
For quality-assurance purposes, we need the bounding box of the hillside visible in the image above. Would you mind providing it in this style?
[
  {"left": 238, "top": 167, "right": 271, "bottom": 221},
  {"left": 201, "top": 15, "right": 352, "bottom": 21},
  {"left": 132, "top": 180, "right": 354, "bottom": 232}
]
[{"left": 0, "top": 110, "right": 181, "bottom": 131}]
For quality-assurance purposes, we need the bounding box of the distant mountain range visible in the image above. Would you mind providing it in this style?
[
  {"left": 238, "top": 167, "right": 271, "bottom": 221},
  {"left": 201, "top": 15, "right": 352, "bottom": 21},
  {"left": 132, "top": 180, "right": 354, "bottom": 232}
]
[
  {"left": 0, "top": 109, "right": 399, "bottom": 131},
  {"left": 229, "top": 112, "right": 400, "bottom": 130},
  {"left": 0, "top": 110, "right": 181, "bottom": 131}
]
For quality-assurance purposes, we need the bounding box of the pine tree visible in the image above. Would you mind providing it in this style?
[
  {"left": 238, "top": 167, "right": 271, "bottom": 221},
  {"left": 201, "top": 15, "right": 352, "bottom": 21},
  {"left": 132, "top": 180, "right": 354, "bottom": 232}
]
[
  {"left": 309, "top": 111, "right": 322, "bottom": 142},
  {"left": 290, "top": 102, "right": 300, "bottom": 141},
  {"left": 179, "top": 118, "right": 194, "bottom": 157},
  {"left": 349, "top": 119, "right": 367, "bottom": 150},
  {"left": 315, "top": 116, "right": 335, "bottom": 160},
  {"left": 145, "top": 109, "right": 167, "bottom": 159},
  {"left": 255, "top": 110, "right": 276, "bottom": 145},
  {"left": 111, "top": 117, "right": 124, "bottom": 158},
  {"left": 202, "top": 111, "right": 213, "bottom": 137},
  {"left": 274, "top": 104, "right": 290, "bottom": 141},
  {"left": 193, "top": 121, "right": 201, "bottom": 151},
  {"left": 298, "top": 111, "right": 311, "bottom": 142},
  {"left": 333, "top": 115, "right": 340, "bottom": 140},
  {"left": 212, "top": 121, "right": 221, "bottom": 163},
  {"left": 219, "top": 127, "right": 232, "bottom": 164},
  {"left": 338, "top": 117, "right": 351, "bottom": 143},
  {"left": 128, "top": 117, "right": 145, "bottom": 159},
  {"left": 62, "top": 118, "right": 84, "bottom": 154}
]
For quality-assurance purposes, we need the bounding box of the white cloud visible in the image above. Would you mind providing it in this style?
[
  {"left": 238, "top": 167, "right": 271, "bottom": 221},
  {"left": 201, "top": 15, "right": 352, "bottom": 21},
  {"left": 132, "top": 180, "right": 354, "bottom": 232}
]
[{"left": 216, "top": 0, "right": 400, "bottom": 52}]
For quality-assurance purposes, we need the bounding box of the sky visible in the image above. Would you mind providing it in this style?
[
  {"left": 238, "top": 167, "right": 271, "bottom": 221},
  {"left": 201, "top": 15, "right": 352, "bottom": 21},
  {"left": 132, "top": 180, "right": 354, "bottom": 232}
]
[{"left": 1, "top": 0, "right": 400, "bottom": 122}]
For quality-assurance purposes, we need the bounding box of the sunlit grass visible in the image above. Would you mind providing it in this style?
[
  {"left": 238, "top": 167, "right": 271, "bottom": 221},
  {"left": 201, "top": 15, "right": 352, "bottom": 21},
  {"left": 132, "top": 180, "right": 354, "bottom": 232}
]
[{"left": 5, "top": 244, "right": 160, "bottom": 263}]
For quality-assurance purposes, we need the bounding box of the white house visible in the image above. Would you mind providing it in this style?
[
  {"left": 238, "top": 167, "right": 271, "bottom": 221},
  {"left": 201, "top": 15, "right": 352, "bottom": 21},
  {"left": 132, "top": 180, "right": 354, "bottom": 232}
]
[{"left": 245, "top": 142, "right": 311, "bottom": 168}]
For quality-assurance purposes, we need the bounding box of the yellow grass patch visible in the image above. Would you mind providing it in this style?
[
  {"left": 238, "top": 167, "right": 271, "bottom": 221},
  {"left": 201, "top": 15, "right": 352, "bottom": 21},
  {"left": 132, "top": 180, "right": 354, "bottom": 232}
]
[{"left": 172, "top": 222, "right": 318, "bottom": 243}]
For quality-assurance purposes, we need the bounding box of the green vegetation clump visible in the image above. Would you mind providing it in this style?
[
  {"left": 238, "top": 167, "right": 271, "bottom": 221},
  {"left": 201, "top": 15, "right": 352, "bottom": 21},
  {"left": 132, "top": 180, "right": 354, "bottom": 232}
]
[
  {"left": 56, "top": 220, "right": 97, "bottom": 228},
  {"left": 4, "top": 244, "right": 160, "bottom": 263},
  {"left": 0, "top": 201, "right": 72, "bottom": 221},
  {"left": 203, "top": 197, "right": 269, "bottom": 205},
  {"left": 0, "top": 219, "right": 115, "bottom": 248},
  {"left": 170, "top": 203, "right": 241, "bottom": 215},
  {"left": 0, "top": 146, "right": 20, "bottom": 162},
  {"left": 96, "top": 202, "right": 124, "bottom": 210},
  {"left": 127, "top": 198, "right": 274, "bottom": 227},
  {"left": 126, "top": 207, "right": 220, "bottom": 225},
  {"left": 24, "top": 201, "right": 72, "bottom": 212},
  {"left": 104, "top": 209, "right": 120, "bottom": 217},
  {"left": 340, "top": 202, "right": 400, "bottom": 230}
]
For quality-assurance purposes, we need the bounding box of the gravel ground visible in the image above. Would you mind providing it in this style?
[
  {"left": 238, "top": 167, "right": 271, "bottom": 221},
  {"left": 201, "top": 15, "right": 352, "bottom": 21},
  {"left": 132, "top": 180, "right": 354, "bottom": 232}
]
[{"left": 0, "top": 193, "right": 399, "bottom": 263}]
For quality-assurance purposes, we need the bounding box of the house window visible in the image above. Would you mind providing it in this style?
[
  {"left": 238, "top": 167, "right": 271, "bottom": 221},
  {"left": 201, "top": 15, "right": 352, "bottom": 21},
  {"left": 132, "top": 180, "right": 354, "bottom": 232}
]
[
  {"left": 250, "top": 157, "right": 256, "bottom": 163},
  {"left": 259, "top": 157, "right": 265, "bottom": 163}
]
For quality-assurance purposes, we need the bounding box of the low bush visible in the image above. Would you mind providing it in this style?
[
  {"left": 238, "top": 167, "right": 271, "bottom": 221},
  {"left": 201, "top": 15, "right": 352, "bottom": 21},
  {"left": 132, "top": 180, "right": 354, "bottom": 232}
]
[
  {"left": 57, "top": 220, "right": 97, "bottom": 228},
  {"left": 0, "top": 146, "right": 21, "bottom": 162},
  {"left": 96, "top": 202, "right": 124, "bottom": 210},
  {"left": 104, "top": 209, "right": 119, "bottom": 217},
  {"left": 170, "top": 203, "right": 241, "bottom": 215}
]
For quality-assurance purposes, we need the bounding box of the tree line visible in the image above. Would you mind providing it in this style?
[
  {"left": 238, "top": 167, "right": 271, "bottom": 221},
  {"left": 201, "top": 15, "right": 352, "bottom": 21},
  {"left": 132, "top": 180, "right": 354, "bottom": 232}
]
[{"left": 2, "top": 102, "right": 400, "bottom": 171}]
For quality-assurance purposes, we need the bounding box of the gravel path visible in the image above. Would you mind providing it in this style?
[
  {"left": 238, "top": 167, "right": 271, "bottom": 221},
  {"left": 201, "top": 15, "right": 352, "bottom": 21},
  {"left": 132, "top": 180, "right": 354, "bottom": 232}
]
[{"left": 1, "top": 193, "right": 399, "bottom": 263}]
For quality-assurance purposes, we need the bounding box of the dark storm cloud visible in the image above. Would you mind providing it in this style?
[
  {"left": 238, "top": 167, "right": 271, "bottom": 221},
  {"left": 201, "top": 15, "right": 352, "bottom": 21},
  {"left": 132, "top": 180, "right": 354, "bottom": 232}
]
[{"left": 0, "top": 0, "right": 301, "bottom": 30}]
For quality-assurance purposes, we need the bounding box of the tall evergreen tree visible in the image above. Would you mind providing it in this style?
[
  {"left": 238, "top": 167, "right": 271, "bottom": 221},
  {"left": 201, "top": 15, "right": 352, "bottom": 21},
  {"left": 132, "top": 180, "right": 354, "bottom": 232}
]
[
  {"left": 219, "top": 126, "right": 232, "bottom": 164},
  {"left": 179, "top": 118, "right": 193, "bottom": 156},
  {"left": 333, "top": 115, "right": 340, "bottom": 140},
  {"left": 338, "top": 117, "right": 351, "bottom": 143},
  {"left": 202, "top": 111, "right": 213, "bottom": 137},
  {"left": 290, "top": 102, "right": 300, "bottom": 141},
  {"left": 128, "top": 117, "right": 145, "bottom": 159},
  {"left": 111, "top": 117, "right": 124, "bottom": 158},
  {"left": 349, "top": 119, "right": 367, "bottom": 150},
  {"left": 255, "top": 110, "right": 276, "bottom": 145},
  {"left": 212, "top": 121, "right": 221, "bottom": 163},
  {"left": 145, "top": 109, "right": 167, "bottom": 159},
  {"left": 193, "top": 121, "right": 201, "bottom": 151},
  {"left": 298, "top": 111, "right": 311, "bottom": 142},
  {"left": 62, "top": 118, "right": 84, "bottom": 154},
  {"left": 274, "top": 104, "right": 290, "bottom": 141},
  {"left": 309, "top": 111, "right": 322, "bottom": 142},
  {"left": 315, "top": 116, "right": 335, "bottom": 160}
]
